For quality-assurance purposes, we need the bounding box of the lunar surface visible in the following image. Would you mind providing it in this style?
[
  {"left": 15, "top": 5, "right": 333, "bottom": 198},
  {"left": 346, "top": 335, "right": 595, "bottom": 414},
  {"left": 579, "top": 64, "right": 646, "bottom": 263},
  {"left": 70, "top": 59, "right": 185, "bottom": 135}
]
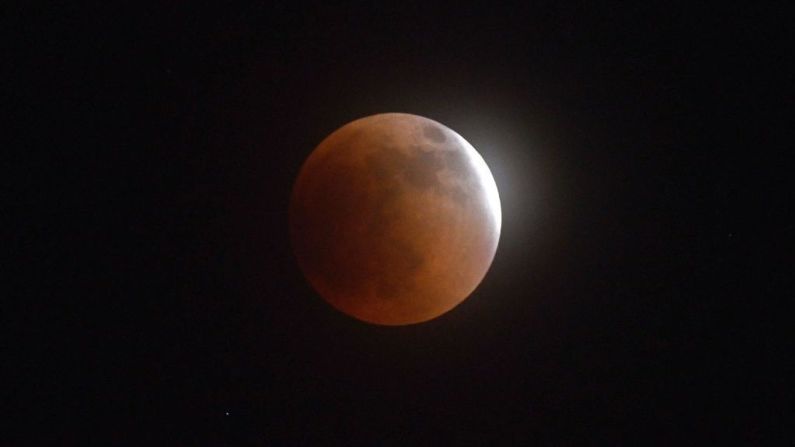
[{"left": 289, "top": 113, "right": 501, "bottom": 325}]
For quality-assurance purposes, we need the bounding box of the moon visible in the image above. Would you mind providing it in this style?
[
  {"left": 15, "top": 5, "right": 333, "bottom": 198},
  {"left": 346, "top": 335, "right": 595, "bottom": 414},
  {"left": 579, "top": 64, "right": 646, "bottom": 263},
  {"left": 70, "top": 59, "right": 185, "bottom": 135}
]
[{"left": 289, "top": 113, "right": 501, "bottom": 325}]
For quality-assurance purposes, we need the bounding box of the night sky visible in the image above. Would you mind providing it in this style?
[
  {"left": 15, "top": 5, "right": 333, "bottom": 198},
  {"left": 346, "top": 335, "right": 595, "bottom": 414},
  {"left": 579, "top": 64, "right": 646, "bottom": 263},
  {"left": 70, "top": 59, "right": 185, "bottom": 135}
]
[{"left": 7, "top": 3, "right": 788, "bottom": 445}]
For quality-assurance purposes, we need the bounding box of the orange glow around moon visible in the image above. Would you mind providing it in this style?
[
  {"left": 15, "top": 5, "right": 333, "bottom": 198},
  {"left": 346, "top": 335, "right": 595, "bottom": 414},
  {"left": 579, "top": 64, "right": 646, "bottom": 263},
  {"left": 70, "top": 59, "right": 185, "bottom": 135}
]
[{"left": 289, "top": 113, "right": 501, "bottom": 325}]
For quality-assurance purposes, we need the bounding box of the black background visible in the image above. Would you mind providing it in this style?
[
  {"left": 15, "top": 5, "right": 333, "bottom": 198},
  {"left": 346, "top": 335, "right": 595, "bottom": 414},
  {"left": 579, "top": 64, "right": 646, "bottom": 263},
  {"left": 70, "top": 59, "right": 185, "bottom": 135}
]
[{"left": 6, "top": 2, "right": 789, "bottom": 445}]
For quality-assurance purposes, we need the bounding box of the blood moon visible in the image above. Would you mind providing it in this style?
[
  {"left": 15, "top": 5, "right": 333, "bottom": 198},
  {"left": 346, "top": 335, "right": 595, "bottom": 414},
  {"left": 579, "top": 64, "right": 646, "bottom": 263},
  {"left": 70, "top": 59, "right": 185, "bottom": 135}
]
[{"left": 289, "top": 113, "right": 501, "bottom": 325}]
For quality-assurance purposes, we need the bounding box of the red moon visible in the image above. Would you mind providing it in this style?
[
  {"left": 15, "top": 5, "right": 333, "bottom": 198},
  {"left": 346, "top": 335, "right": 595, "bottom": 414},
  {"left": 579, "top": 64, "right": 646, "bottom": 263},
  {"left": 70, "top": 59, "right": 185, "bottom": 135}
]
[{"left": 289, "top": 113, "right": 501, "bottom": 325}]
